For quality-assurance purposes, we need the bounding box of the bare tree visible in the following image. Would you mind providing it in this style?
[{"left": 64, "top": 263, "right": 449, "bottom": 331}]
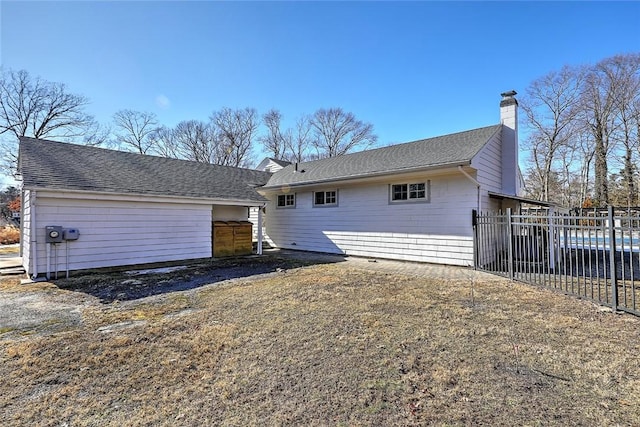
[
  {"left": 310, "top": 108, "right": 377, "bottom": 158},
  {"left": 520, "top": 66, "right": 585, "bottom": 202},
  {"left": 82, "top": 122, "right": 112, "bottom": 147},
  {"left": 173, "top": 120, "right": 215, "bottom": 163},
  {"left": 0, "top": 69, "right": 96, "bottom": 174},
  {"left": 608, "top": 54, "right": 640, "bottom": 207},
  {"left": 259, "top": 110, "right": 313, "bottom": 163},
  {"left": 260, "top": 109, "right": 288, "bottom": 159},
  {"left": 151, "top": 125, "right": 180, "bottom": 159},
  {"left": 113, "top": 109, "right": 159, "bottom": 154},
  {"left": 582, "top": 59, "right": 621, "bottom": 207},
  {"left": 0, "top": 69, "right": 94, "bottom": 139},
  {"left": 288, "top": 115, "right": 313, "bottom": 163},
  {"left": 210, "top": 107, "right": 258, "bottom": 167}
]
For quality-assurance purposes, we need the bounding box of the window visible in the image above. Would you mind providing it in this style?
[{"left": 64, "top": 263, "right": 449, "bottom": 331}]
[
  {"left": 277, "top": 193, "right": 296, "bottom": 208},
  {"left": 390, "top": 182, "right": 429, "bottom": 202},
  {"left": 314, "top": 190, "right": 338, "bottom": 207}
]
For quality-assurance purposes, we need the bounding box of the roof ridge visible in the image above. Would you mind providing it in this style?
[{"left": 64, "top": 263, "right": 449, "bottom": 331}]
[
  {"left": 291, "top": 123, "right": 501, "bottom": 167},
  {"left": 265, "top": 124, "right": 503, "bottom": 188}
]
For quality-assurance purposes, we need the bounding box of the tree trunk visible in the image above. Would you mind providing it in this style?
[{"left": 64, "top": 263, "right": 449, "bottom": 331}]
[{"left": 593, "top": 123, "right": 609, "bottom": 207}]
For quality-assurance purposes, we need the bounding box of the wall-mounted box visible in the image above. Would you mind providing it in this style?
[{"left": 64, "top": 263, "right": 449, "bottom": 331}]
[
  {"left": 45, "top": 226, "right": 64, "bottom": 243},
  {"left": 63, "top": 228, "right": 80, "bottom": 241}
]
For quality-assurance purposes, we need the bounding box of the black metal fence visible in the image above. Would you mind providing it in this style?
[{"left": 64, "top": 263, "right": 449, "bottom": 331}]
[{"left": 473, "top": 207, "right": 640, "bottom": 316}]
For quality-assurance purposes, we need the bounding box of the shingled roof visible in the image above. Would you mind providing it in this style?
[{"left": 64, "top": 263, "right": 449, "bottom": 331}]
[
  {"left": 263, "top": 124, "right": 502, "bottom": 188},
  {"left": 19, "top": 137, "right": 270, "bottom": 203}
]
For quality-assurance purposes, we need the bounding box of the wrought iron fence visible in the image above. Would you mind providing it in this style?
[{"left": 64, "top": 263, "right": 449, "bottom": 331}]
[{"left": 473, "top": 207, "right": 640, "bottom": 316}]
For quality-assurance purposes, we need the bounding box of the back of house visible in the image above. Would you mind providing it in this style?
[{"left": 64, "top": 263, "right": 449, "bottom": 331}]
[{"left": 258, "top": 91, "right": 522, "bottom": 266}]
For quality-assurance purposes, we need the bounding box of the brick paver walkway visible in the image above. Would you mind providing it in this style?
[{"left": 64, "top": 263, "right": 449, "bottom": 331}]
[{"left": 274, "top": 249, "right": 498, "bottom": 281}]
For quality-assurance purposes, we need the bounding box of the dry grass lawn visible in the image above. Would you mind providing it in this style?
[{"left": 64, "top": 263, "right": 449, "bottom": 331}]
[{"left": 1, "top": 262, "right": 639, "bottom": 426}]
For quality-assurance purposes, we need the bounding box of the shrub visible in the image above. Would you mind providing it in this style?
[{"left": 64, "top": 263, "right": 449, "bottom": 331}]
[{"left": 0, "top": 226, "right": 20, "bottom": 245}]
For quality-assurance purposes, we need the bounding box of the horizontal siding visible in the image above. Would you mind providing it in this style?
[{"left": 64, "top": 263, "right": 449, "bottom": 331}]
[
  {"left": 22, "top": 190, "right": 32, "bottom": 274},
  {"left": 473, "top": 131, "right": 503, "bottom": 193},
  {"left": 264, "top": 174, "right": 477, "bottom": 266},
  {"left": 33, "top": 197, "right": 212, "bottom": 274},
  {"left": 212, "top": 205, "right": 248, "bottom": 221},
  {"left": 248, "top": 207, "right": 272, "bottom": 244}
]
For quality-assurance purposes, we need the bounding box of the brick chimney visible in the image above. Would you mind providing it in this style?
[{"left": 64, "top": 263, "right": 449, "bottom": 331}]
[{"left": 500, "top": 90, "right": 519, "bottom": 195}]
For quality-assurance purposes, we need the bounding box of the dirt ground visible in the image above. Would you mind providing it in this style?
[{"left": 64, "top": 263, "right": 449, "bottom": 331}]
[
  {"left": 1, "top": 251, "right": 639, "bottom": 426},
  {"left": 0, "top": 251, "right": 338, "bottom": 338}
]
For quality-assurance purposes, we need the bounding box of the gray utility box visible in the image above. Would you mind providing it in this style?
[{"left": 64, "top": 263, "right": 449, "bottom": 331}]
[
  {"left": 63, "top": 228, "right": 80, "bottom": 241},
  {"left": 45, "top": 226, "right": 64, "bottom": 243}
]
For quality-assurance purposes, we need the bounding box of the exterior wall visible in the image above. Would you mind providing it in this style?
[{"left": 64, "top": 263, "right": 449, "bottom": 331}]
[
  {"left": 249, "top": 207, "right": 273, "bottom": 245},
  {"left": 29, "top": 192, "right": 213, "bottom": 276},
  {"left": 212, "top": 205, "right": 248, "bottom": 221},
  {"left": 472, "top": 130, "right": 506, "bottom": 212},
  {"left": 263, "top": 173, "right": 478, "bottom": 266},
  {"left": 249, "top": 207, "right": 259, "bottom": 240},
  {"left": 473, "top": 131, "right": 503, "bottom": 193},
  {"left": 257, "top": 158, "right": 284, "bottom": 173},
  {"left": 21, "top": 190, "right": 32, "bottom": 274}
]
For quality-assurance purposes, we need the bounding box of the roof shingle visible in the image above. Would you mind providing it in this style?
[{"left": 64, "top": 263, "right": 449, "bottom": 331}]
[
  {"left": 19, "top": 137, "right": 270, "bottom": 203},
  {"left": 264, "top": 124, "right": 502, "bottom": 188}
]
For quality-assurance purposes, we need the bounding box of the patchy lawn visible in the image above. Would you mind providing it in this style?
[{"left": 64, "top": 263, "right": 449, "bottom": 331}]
[{"left": 1, "top": 260, "right": 639, "bottom": 426}]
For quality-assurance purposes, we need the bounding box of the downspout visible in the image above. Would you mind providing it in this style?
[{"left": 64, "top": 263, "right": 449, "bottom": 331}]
[
  {"left": 458, "top": 166, "right": 481, "bottom": 213},
  {"left": 459, "top": 166, "right": 481, "bottom": 270},
  {"left": 31, "top": 190, "right": 39, "bottom": 279}
]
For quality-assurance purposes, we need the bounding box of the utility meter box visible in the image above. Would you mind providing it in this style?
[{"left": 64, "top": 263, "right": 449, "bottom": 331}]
[
  {"left": 45, "top": 226, "right": 64, "bottom": 243},
  {"left": 63, "top": 228, "right": 80, "bottom": 241}
]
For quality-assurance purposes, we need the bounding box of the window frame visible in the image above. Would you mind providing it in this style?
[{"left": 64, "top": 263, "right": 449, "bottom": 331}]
[
  {"left": 313, "top": 189, "right": 339, "bottom": 208},
  {"left": 276, "top": 193, "right": 296, "bottom": 208},
  {"left": 389, "top": 181, "right": 430, "bottom": 204}
]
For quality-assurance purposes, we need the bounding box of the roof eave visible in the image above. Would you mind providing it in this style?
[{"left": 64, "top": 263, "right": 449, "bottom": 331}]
[
  {"left": 261, "top": 160, "right": 473, "bottom": 190},
  {"left": 22, "top": 186, "right": 268, "bottom": 206},
  {"left": 488, "top": 191, "right": 556, "bottom": 208}
]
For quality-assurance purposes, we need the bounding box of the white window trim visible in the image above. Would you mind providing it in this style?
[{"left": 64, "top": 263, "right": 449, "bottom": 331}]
[
  {"left": 389, "top": 181, "right": 431, "bottom": 204},
  {"left": 313, "top": 189, "right": 339, "bottom": 208},
  {"left": 276, "top": 193, "right": 296, "bottom": 209}
]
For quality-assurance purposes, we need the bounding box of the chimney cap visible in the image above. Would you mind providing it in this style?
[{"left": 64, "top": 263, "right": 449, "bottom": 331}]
[{"left": 500, "top": 90, "right": 518, "bottom": 107}]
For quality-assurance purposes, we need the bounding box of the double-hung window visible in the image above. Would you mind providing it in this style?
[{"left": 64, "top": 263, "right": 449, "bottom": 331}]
[
  {"left": 390, "top": 182, "right": 429, "bottom": 202},
  {"left": 277, "top": 193, "right": 296, "bottom": 208},
  {"left": 314, "top": 190, "right": 338, "bottom": 207}
]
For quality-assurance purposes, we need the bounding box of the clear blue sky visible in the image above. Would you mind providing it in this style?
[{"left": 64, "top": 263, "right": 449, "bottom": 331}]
[{"left": 1, "top": 1, "right": 639, "bottom": 187}]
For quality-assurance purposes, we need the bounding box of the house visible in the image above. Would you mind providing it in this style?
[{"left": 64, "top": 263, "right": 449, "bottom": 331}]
[
  {"left": 257, "top": 91, "right": 522, "bottom": 266},
  {"left": 18, "top": 138, "right": 270, "bottom": 278},
  {"left": 255, "top": 157, "right": 291, "bottom": 173},
  {"left": 17, "top": 91, "right": 522, "bottom": 276}
]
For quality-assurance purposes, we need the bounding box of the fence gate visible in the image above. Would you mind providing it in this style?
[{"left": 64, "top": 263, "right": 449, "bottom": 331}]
[{"left": 473, "top": 207, "right": 640, "bottom": 316}]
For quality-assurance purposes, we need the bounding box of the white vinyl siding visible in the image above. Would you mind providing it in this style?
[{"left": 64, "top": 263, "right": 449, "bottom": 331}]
[
  {"left": 212, "top": 205, "right": 248, "bottom": 221},
  {"left": 30, "top": 193, "right": 212, "bottom": 274},
  {"left": 249, "top": 206, "right": 275, "bottom": 246},
  {"left": 21, "top": 190, "right": 32, "bottom": 274},
  {"left": 473, "top": 131, "right": 502, "bottom": 191},
  {"left": 472, "top": 130, "right": 503, "bottom": 211},
  {"left": 264, "top": 174, "right": 477, "bottom": 266}
]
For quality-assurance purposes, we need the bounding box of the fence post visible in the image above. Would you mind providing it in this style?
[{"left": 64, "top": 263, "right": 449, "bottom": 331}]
[
  {"left": 507, "top": 208, "right": 514, "bottom": 280},
  {"left": 548, "top": 207, "right": 555, "bottom": 272},
  {"left": 608, "top": 206, "right": 618, "bottom": 311},
  {"left": 472, "top": 209, "right": 478, "bottom": 270}
]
